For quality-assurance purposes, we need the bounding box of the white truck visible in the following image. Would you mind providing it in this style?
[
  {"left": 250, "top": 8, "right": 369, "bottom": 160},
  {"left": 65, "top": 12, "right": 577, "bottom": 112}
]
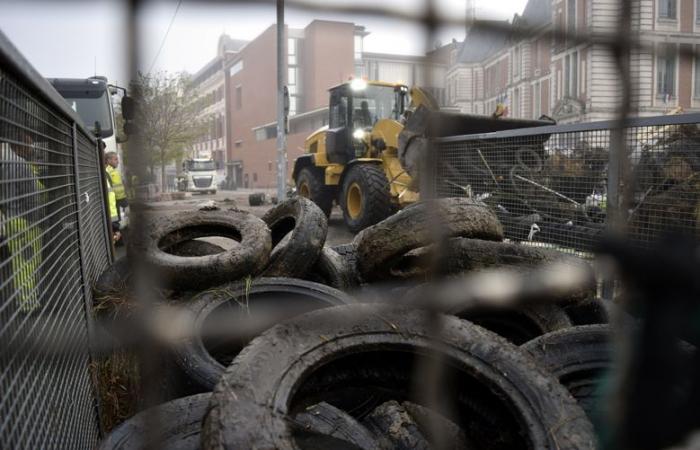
[{"left": 179, "top": 158, "right": 218, "bottom": 194}]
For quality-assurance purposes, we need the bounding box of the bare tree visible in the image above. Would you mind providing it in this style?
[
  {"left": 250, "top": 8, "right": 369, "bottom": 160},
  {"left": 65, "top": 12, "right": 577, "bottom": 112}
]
[{"left": 130, "top": 72, "right": 205, "bottom": 192}]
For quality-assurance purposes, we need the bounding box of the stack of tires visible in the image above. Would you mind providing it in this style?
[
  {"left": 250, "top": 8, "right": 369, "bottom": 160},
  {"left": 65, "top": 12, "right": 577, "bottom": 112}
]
[{"left": 96, "top": 197, "right": 615, "bottom": 449}]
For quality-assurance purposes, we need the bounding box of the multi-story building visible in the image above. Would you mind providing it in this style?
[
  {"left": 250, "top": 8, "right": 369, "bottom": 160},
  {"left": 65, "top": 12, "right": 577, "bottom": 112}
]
[{"left": 446, "top": 0, "right": 700, "bottom": 123}]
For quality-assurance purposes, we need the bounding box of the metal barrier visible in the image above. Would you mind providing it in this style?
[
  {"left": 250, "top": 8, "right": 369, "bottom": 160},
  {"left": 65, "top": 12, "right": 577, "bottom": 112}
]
[
  {"left": 0, "top": 31, "right": 110, "bottom": 449},
  {"left": 434, "top": 113, "right": 700, "bottom": 255}
]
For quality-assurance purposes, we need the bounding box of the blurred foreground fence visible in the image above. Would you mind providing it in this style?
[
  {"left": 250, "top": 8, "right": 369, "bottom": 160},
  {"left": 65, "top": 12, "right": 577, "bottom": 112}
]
[
  {"left": 434, "top": 113, "right": 700, "bottom": 255},
  {"left": 0, "top": 31, "right": 110, "bottom": 448}
]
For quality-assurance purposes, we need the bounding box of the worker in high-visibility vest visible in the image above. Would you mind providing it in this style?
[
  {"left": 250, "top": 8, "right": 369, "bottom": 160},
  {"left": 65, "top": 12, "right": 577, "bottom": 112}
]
[
  {"left": 103, "top": 154, "right": 122, "bottom": 245},
  {"left": 105, "top": 152, "right": 128, "bottom": 218},
  {"left": 1, "top": 138, "right": 44, "bottom": 313}
]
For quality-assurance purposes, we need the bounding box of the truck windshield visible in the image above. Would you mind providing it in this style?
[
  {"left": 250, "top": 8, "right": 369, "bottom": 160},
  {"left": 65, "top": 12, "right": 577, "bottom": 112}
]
[
  {"left": 188, "top": 161, "right": 216, "bottom": 171},
  {"left": 55, "top": 88, "right": 114, "bottom": 138},
  {"left": 352, "top": 85, "right": 406, "bottom": 128}
]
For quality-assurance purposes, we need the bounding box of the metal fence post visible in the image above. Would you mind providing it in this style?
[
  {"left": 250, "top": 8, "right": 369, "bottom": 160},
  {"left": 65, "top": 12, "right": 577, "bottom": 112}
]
[{"left": 602, "top": 128, "right": 622, "bottom": 300}]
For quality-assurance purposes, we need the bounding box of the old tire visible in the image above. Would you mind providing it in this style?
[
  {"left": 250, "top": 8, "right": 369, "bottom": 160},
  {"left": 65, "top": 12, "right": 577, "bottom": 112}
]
[
  {"left": 174, "top": 278, "right": 354, "bottom": 391},
  {"left": 296, "top": 167, "right": 334, "bottom": 217},
  {"left": 294, "top": 402, "right": 381, "bottom": 450},
  {"left": 248, "top": 192, "right": 266, "bottom": 206},
  {"left": 203, "top": 305, "right": 595, "bottom": 450},
  {"left": 98, "top": 393, "right": 209, "bottom": 450},
  {"left": 138, "top": 209, "right": 271, "bottom": 290},
  {"left": 261, "top": 197, "right": 327, "bottom": 277},
  {"left": 523, "top": 325, "right": 611, "bottom": 420},
  {"left": 331, "top": 243, "right": 361, "bottom": 285},
  {"left": 562, "top": 297, "right": 614, "bottom": 325},
  {"left": 354, "top": 198, "right": 504, "bottom": 282},
  {"left": 362, "top": 400, "right": 430, "bottom": 450},
  {"left": 304, "top": 246, "right": 355, "bottom": 290},
  {"left": 340, "top": 163, "right": 394, "bottom": 234},
  {"left": 456, "top": 303, "right": 573, "bottom": 345}
]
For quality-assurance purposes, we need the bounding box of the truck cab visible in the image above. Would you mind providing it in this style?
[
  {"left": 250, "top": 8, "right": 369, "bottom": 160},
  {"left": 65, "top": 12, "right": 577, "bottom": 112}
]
[{"left": 179, "top": 158, "right": 218, "bottom": 194}]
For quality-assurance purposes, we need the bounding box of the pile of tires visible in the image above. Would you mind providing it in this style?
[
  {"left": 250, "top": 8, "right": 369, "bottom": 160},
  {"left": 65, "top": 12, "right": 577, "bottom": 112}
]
[{"left": 95, "top": 196, "right": 614, "bottom": 449}]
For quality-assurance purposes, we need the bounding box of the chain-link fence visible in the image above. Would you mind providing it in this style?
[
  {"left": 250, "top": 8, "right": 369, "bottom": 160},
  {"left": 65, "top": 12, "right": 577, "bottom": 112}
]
[
  {"left": 0, "top": 31, "right": 110, "bottom": 449},
  {"left": 434, "top": 113, "right": 700, "bottom": 255}
]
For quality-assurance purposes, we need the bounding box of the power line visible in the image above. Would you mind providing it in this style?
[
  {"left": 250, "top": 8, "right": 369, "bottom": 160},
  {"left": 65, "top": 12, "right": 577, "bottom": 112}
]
[{"left": 147, "top": 0, "right": 183, "bottom": 75}]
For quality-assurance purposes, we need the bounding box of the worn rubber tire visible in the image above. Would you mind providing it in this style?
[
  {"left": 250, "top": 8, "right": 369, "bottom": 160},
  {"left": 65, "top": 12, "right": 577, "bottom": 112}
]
[
  {"left": 401, "top": 401, "right": 470, "bottom": 450},
  {"left": 98, "top": 393, "right": 210, "bottom": 450},
  {"left": 297, "top": 167, "right": 335, "bottom": 217},
  {"left": 562, "top": 297, "right": 613, "bottom": 325},
  {"left": 331, "top": 243, "right": 362, "bottom": 285},
  {"left": 93, "top": 240, "right": 226, "bottom": 301},
  {"left": 138, "top": 209, "right": 271, "bottom": 290},
  {"left": 202, "top": 304, "right": 596, "bottom": 450},
  {"left": 354, "top": 198, "right": 504, "bottom": 282},
  {"left": 174, "top": 278, "right": 354, "bottom": 391},
  {"left": 293, "top": 402, "right": 381, "bottom": 450},
  {"left": 457, "top": 303, "right": 573, "bottom": 345},
  {"left": 523, "top": 324, "right": 611, "bottom": 420},
  {"left": 304, "top": 246, "right": 355, "bottom": 290},
  {"left": 340, "top": 163, "right": 394, "bottom": 234},
  {"left": 362, "top": 400, "right": 430, "bottom": 450},
  {"left": 248, "top": 192, "right": 266, "bottom": 206},
  {"left": 261, "top": 197, "right": 327, "bottom": 277}
]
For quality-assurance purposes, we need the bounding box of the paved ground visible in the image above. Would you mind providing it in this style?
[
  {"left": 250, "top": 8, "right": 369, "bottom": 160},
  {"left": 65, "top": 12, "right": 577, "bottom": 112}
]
[{"left": 135, "top": 188, "right": 355, "bottom": 247}]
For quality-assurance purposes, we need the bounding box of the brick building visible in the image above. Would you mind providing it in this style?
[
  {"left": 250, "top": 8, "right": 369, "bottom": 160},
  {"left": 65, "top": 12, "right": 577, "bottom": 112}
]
[{"left": 446, "top": 0, "right": 700, "bottom": 123}]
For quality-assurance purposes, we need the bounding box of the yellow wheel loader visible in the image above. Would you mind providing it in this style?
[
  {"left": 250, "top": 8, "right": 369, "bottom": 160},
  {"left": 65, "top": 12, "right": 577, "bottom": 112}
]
[
  {"left": 292, "top": 79, "right": 439, "bottom": 233},
  {"left": 292, "top": 78, "right": 554, "bottom": 233}
]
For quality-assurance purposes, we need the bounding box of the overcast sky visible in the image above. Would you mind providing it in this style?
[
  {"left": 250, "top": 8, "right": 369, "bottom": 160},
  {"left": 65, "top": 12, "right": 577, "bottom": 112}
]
[{"left": 0, "top": 0, "right": 528, "bottom": 86}]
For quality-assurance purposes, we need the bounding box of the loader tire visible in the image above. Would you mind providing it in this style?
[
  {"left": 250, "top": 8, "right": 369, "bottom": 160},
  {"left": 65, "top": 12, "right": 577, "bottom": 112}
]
[
  {"left": 293, "top": 402, "right": 382, "bottom": 450},
  {"left": 98, "top": 393, "right": 209, "bottom": 450},
  {"left": 202, "top": 304, "right": 596, "bottom": 450},
  {"left": 340, "top": 163, "right": 394, "bottom": 234},
  {"left": 137, "top": 209, "right": 271, "bottom": 290},
  {"left": 304, "top": 246, "right": 355, "bottom": 290},
  {"left": 523, "top": 325, "right": 611, "bottom": 420},
  {"left": 354, "top": 198, "right": 504, "bottom": 282},
  {"left": 297, "top": 167, "right": 334, "bottom": 217},
  {"left": 261, "top": 197, "right": 327, "bottom": 277},
  {"left": 174, "top": 278, "right": 353, "bottom": 391}
]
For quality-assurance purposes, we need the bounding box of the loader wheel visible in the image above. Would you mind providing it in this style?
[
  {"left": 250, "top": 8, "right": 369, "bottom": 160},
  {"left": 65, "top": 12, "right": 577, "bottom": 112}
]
[
  {"left": 341, "top": 164, "right": 393, "bottom": 233},
  {"left": 296, "top": 167, "right": 334, "bottom": 217}
]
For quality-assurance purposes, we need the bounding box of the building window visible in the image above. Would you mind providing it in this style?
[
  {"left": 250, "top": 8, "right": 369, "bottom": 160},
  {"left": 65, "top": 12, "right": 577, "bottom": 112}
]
[
  {"left": 513, "top": 46, "right": 521, "bottom": 78},
  {"left": 288, "top": 38, "right": 297, "bottom": 66},
  {"left": 289, "top": 96, "right": 298, "bottom": 116},
  {"left": 255, "top": 128, "right": 266, "bottom": 141},
  {"left": 533, "top": 82, "right": 541, "bottom": 118},
  {"left": 697, "top": 0, "right": 700, "bottom": 22},
  {"left": 513, "top": 88, "right": 520, "bottom": 118},
  {"left": 235, "top": 85, "right": 242, "bottom": 109},
  {"left": 564, "top": 52, "right": 578, "bottom": 98},
  {"left": 288, "top": 67, "right": 297, "bottom": 86},
  {"left": 659, "top": 0, "right": 677, "bottom": 20},
  {"left": 657, "top": 44, "right": 677, "bottom": 99},
  {"left": 694, "top": 49, "right": 700, "bottom": 98},
  {"left": 253, "top": 173, "right": 258, "bottom": 182},
  {"left": 567, "top": 0, "right": 576, "bottom": 38},
  {"left": 354, "top": 35, "right": 363, "bottom": 61}
]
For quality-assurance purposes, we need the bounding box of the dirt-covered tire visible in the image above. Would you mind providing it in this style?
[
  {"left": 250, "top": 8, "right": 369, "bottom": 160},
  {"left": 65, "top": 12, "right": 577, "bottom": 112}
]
[
  {"left": 401, "top": 401, "right": 469, "bottom": 450},
  {"left": 202, "top": 305, "right": 596, "bottom": 450},
  {"left": 304, "top": 246, "right": 355, "bottom": 290},
  {"left": 261, "top": 197, "right": 327, "bottom": 277},
  {"left": 340, "top": 163, "right": 394, "bottom": 234},
  {"left": 456, "top": 303, "right": 573, "bottom": 345},
  {"left": 296, "top": 167, "right": 335, "bottom": 217},
  {"left": 174, "top": 278, "right": 354, "bottom": 391},
  {"left": 562, "top": 297, "right": 613, "bottom": 325},
  {"left": 354, "top": 198, "right": 504, "bottom": 282},
  {"left": 293, "top": 402, "right": 381, "bottom": 450},
  {"left": 522, "top": 325, "right": 611, "bottom": 420},
  {"left": 361, "top": 400, "right": 430, "bottom": 450},
  {"left": 331, "top": 243, "right": 361, "bottom": 285},
  {"left": 137, "top": 209, "right": 271, "bottom": 290},
  {"left": 98, "top": 393, "right": 209, "bottom": 450}
]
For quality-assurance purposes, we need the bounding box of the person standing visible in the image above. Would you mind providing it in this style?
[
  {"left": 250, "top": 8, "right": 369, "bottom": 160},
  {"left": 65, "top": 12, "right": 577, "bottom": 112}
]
[{"left": 105, "top": 151, "right": 128, "bottom": 217}]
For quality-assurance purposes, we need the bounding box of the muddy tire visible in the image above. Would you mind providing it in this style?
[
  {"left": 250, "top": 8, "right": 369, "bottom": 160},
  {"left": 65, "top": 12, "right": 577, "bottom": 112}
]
[
  {"left": 340, "top": 164, "right": 394, "bottom": 234},
  {"left": 261, "top": 197, "right": 327, "bottom": 277},
  {"left": 174, "top": 278, "right": 353, "bottom": 391},
  {"left": 296, "top": 167, "right": 335, "bottom": 217},
  {"left": 354, "top": 198, "right": 504, "bottom": 282},
  {"left": 98, "top": 393, "right": 209, "bottom": 450},
  {"left": 362, "top": 400, "right": 430, "bottom": 450},
  {"left": 523, "top": 325, "right": 611, "bottom": 420},
  {"left": 304, "top": 246, "right": 355, "bottom": 290},
  {"left": 202, "top": 305, "right": 596, "bottom": 450},
  {"left": 294, "top": 402, "right": 381, "bottom": 450},
  {"left": 331, "top": 243, "right": 361, "bottom": 285},
  {"left": 137, "top": 210, "right": 271, "bottom": 290},
  {"left": 457, "top": 303, "right": 573, "bottom": 345},
  {"left": 401, "top": 401, "right": 470, "bottom": 450}
]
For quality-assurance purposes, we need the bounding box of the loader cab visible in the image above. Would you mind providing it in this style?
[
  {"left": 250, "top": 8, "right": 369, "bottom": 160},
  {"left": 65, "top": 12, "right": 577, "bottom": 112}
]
[{"left": 325, "top": 79, "right": 408, "bottom": 164}]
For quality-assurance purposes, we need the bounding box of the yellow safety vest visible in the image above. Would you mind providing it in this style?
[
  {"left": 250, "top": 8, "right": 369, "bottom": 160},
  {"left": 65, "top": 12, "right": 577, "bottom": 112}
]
[
  {"left": 106, "top": 165, "right": 126, "bottom": 200},
  {"left": 4, "top": 216, "right": 42, "bottom": 313},
  {"left": 105, "top": 175, "right": 119, "bottom": 222}
]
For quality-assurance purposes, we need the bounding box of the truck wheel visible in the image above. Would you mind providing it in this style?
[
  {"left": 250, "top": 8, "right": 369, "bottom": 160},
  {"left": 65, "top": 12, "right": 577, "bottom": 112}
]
[
  {"left": 340, "top": 164, "right": 393, "bottom": 233},
  {"left": 296, "top": 167, "right": 334, "bottom": 217}
]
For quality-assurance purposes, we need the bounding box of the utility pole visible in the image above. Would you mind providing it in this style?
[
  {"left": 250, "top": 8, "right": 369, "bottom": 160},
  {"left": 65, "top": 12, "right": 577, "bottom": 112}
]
[{"left": 276, "top": 0, "right": 287, "bottom": 201}]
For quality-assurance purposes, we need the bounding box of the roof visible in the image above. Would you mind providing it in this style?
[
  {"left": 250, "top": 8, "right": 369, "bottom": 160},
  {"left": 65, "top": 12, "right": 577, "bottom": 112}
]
[
  {"left": 519, "top": 0, "right": 552, "bottom": 30},
  {"left": 455, "top": 20, "right": 510, "bottom": 64}
]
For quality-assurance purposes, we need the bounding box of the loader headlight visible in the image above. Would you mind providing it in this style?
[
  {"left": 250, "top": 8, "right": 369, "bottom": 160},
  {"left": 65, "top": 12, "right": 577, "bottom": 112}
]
[
  {"left": 353, "top": 128, "right": 366, "bottom": 140},
  {"left": 350, "top": 78, "right": 367, "bottom": 91}
]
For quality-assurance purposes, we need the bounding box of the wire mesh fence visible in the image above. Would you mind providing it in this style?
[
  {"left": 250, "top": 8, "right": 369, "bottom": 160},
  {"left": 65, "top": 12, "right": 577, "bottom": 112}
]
[{"left": 0, "top": 34, "right": 108, "bottom": 449}]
